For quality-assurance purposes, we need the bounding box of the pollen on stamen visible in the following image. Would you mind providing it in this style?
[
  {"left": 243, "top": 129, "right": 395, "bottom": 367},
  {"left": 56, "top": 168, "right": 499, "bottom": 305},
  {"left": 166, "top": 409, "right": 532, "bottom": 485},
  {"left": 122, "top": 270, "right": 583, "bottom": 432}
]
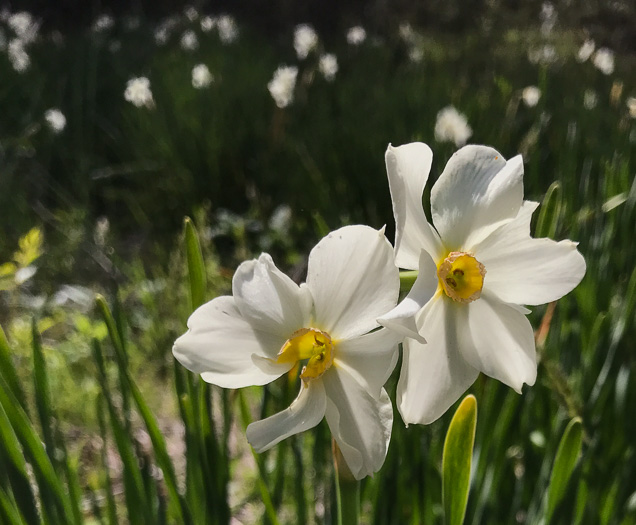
[{"left": 437, "top": 251, "right": 486, "bottom": 304}]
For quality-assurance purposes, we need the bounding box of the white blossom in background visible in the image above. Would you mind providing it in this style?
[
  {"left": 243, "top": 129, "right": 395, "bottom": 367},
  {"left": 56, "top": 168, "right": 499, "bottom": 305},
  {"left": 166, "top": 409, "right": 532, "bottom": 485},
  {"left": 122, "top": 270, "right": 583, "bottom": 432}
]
[
  {"left": 294, "top": 24, "right": 318, "bottom": 59},
  {"left": 8, "top": 39, "right": 30, "bottom": 72},
  {"left": 319, "top": 53, "right": 338, "bottom": 82},
  {"left": 592, "top": 48, "right": 614, "bottom": 75},
  {"left": 124, "top": 77, "right": 155, "bottom": 109},
  {"left": 528, "top": 44, "right": 557, "bottom": 65},
  {"left": 583, "top": 90, "right": 598, "bottom": 110},
  {"left": 184, "top": 6, "right": 199, "bottom": 21},
  {"left": 346, "top": 26, "right": 367, "bottom": 46},
  {"left": 269, "top": 204, "right": 292, "bottom": 234},
  {"left": 577, "top": 39, "right": 595, "bottom": 62},
  {"left": 398, "top": 23, "right": 416, "bottom": 43},
  {"left": 180, "top": 30, "right": 199, "bottom": 51},
  {"left": 540, "top": 2, "right": 557, "bottom": 35},
  {"left": 379, "top": 143, "right": 585, "bottom": 424},
  {"left": 521, "top": 86, "right": 541, "bottom": 107},
  {"left": 268, "top": 65, "right": 298, "bottom": 108},
  {"left": 192, "top": 64, "right": 214, "bottom": 88},
  {"left": 173, "top": 225, "right": 402, "bottom": 479},
  {"left": 154, "top": 17, "right": 179, "bottom": 46},
  {"left": 200, "top": 16, "right": 216, "bottom": 32},
  {"left": 409, "top": 46, "right": 424, "bottom": 63},
  {"left": 434, "top": 106, "right": 473, "bottom": 146},
  {"left": 8, "top": 11, "right": 38, "bottom": 43},
  {"left": 44, "top": 108, "right": 66, "bottom": 133},
  {"left": 15, "top": 266, "right": 37, "bottom": 285},
  {"left": 217, "top": 15, "right": 238, "bottom": 44},
  {"left": 93, "top": 14, "right": 114, "bottom": 32},
  {"left": 626, "top": 97, "right": 636, "bottom": 119}
]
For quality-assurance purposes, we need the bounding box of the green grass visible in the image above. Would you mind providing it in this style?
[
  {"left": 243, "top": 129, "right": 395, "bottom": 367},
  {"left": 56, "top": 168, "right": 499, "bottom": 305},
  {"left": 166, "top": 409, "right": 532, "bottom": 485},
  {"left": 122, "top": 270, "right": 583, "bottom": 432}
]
[{"left": 1, "top": 10, "right": 635, "bottom": 525}]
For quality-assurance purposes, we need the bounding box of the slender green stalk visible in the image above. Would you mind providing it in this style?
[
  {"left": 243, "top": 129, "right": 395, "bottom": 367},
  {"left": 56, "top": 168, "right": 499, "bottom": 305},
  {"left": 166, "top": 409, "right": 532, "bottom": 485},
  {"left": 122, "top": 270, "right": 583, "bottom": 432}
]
[
  {"left": 399, "top": 270, "right": 418, "bottom": 293},
  {"left": 333, "top": 440, "right": 359, "bottom": 525}
]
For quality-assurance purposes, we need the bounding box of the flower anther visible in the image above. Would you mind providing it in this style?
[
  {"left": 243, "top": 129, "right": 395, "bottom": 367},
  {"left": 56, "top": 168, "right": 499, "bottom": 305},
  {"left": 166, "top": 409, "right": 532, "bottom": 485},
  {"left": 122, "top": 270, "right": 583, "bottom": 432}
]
[
  {"left": 437, "top": 252, "right": 486, "bottom": 303},
  {"left": 276, "top": 328, "right": 334, "bottom": 384}
]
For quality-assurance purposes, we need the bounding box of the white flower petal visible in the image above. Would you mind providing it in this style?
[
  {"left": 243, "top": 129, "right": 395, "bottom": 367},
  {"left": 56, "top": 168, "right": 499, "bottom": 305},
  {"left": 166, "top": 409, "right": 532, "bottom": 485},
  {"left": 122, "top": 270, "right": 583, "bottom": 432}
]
[
  {"left": 378, "top": 249, "right": 439, "bottom": 343},
  {"left": 173, "top": 296, "right": 290, "bottom": 388},
  {"left": 335, "top": 328, "right": 400, "bottom": 398},
  {"left": 306, "top": 225, "right": 399, "bottom": 340},
  {"left": 233, "top": 253, "right": 310, "bottom": 338},
  {"left": 246, "top": 380, "right": 326, "bottom": 452},
  {"left": 431, "top": 146, "right": 524, "bottom": 251},
  {"left": 460, "top": 291, "right": 537, "bottom": 393},
  {"left": 397, "top": 298, "right": 479, "bottom": 425},
  {"left": 323, "top": 368, "right": 393, "bottom": 479},
  {"left": 385, "top": 143, "right": 444, "bottom": 268},
  {"left": 475, "top": 206, "right": 586, "bottom": 305}
]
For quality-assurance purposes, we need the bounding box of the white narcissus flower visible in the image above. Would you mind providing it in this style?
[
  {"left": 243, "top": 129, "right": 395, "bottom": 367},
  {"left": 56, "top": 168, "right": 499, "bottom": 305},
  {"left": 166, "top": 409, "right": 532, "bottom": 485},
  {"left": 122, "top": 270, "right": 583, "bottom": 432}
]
[
  {"left": 592, "top": 48, "right": 614, "bottom": 75},
  {"left": 173, "top": 225, "right": 401, "bottom": 479},
  {"left": 124, "top": 77, "right": 154, "bottom": 109},
  {"left": 44, "top": 108, "right": 66, "bottom": 132},
  {"left": 192, "top": 64, "right": 213, "bottom": 89},
  {"left": 268, "top": 65, "right": 298, "bottom": 109},
  {"left": 319, "top": 53, "right": 338, "bottom": 81},
  {"left": 379, "top": 143, "right": 586, "bottom": 425}
]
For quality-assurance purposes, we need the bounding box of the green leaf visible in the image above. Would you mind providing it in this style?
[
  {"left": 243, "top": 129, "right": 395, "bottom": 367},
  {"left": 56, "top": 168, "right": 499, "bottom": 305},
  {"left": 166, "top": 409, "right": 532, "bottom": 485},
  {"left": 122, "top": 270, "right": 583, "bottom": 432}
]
[
  {"left": 443, "top": 394, "right": 478, "bottom": 525},
  {"left": 535, "top": 181, "right": 562, "bottom": 239},
  {"left": 0, "top": 324, "right": 27, "bottom": 411},
  {"left": 546, "top": 417, "right": 583, "bottom": 522},
  {"left": 184, "top": 217, "right": 207, "bottom": 311},
  {"left": 31, "top": 320, "right": 55, "bottom": 463}
]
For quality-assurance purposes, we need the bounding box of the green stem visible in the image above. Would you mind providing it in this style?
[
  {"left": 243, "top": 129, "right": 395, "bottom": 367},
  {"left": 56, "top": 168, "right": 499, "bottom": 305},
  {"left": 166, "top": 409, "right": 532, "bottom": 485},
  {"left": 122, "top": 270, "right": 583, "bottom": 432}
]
[
  {"left": 333, "top": 440, "right": 359, "bottom": 525},
  {"left": 399, "top": 270, "right": 418, "bottom": 293}
]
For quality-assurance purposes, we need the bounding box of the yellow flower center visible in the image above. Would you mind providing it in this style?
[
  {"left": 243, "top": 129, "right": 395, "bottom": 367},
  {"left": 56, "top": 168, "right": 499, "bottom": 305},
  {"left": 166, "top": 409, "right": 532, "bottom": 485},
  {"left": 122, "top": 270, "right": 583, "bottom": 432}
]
[
  {"left": 276, "top": 328, "right": 334, "bottom": 385},
  {"left": 437, "top": 251, "right": 486, "bottom": 304}
]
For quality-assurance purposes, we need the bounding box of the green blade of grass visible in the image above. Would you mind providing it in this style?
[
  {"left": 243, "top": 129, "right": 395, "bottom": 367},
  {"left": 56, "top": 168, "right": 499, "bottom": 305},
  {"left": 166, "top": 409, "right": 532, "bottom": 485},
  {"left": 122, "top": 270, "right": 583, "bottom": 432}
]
[
  {"left": 0, "top": 374, "right": 76, "bottom": 523},
  {"left": 0, "top": 325, "right": 27, "bottom": 412},
  {"left": 96, "top": 395, "right": 119, "bottom": 525},
  {"left": 442, "top": 394, "right": 477, "bottom": 525},
  {"left": 546, "top": 417, "right": 583, "bottom": 522},
  {"left": 535, "top": 181, "right": 562, "bottom": 239},
  {"left": 184, "top": 217, "right": 207, "bottom": 311},
  {"left": 31, "top": 319, "right": 55, "bottom": 465},
  {"left": 0, "top": 485, "right": 27, "bottom": 525}
]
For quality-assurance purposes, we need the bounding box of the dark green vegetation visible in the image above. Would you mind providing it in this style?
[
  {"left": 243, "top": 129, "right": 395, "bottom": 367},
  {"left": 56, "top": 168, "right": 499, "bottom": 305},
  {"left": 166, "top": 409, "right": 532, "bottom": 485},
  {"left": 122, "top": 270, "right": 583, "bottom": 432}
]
[{"left": 1, "top": 9, "right": 635, "bottom": 525}]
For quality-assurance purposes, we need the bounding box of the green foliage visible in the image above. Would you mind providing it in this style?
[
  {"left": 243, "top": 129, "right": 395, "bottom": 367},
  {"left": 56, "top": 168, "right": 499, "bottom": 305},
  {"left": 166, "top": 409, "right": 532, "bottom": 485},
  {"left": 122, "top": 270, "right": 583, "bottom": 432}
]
[
  {"left": 442, "top": 395, "right": 477, "bottom": 525},
  {"left": 546, "top": 417, "right": 583, "bottom": 522}
]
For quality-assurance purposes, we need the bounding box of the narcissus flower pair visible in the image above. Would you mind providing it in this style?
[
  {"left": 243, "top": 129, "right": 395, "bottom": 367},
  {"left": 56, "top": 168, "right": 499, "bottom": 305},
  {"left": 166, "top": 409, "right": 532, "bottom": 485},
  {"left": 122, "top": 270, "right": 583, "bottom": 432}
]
[{"left": 173, "top": 142, "right": 586, "bottom": 478}]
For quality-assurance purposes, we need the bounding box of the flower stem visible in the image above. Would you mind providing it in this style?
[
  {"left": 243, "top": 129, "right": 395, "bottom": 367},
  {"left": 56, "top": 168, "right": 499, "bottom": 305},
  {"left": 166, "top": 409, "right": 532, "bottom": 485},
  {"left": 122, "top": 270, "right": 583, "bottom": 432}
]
[
  {"left": 399, "top": 270, "right": 418, "bottom": 293},
  {"left": 333, "top": 439, "right": 359, "bottom": 525}
]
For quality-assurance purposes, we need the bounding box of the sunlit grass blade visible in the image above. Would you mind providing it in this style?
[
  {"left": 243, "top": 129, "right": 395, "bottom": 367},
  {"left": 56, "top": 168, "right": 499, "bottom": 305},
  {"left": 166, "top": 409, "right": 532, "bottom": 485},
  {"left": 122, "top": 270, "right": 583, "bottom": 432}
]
[
  {"left": 0, "top": 325, "right": 26, "bottom": 412},
  {"left": 238, "top": 390, "right": 280, "bottom": 525},
  {"left": 96, "top": 394, "right": 119, "bottom": 525},
  {"left": 0, "top": 373, "right": 76, "bottom": 523},
  {"left": 535, "top": 181, "right": 562, "bottom": 239},
  {"left": 0, "top": 399, "right": 39, "bottom": 524},
  {"left": 92, "top": 340, "right": 152, "bottom": 525},
  {"left": 546, "top": 417, "right": 583, "bottom": 522},
  {"left": 0, "top": 485, "right": 27, "bottom": 525},
  {"left": 442, "top": 394, "right": 477, "bottom": 525},
  {"left": 31, "top": 319, "right": 55, "bottom": 465},
  {"left": 184, "top": 216, "right": 207, "bottom": 311}
]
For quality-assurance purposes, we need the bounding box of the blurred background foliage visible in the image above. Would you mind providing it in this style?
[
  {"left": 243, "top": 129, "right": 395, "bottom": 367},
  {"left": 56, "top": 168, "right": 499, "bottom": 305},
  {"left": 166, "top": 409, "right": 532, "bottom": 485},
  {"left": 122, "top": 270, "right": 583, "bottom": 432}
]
[{"left": 0, "top": 0, "right": 635, "bottom": 523}]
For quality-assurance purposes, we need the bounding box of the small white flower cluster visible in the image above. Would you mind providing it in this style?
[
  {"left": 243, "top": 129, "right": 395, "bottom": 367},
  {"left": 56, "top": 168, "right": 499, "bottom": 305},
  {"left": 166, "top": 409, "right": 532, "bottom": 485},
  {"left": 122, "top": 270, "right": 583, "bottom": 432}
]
[
  {"left": 521, "top": 86, "right": 541, "bottom": 108},
  {"left": 191, "top": 64, "right": 214, "bottom": 89},
  {"left": 93, "top": 14, "right": 114, "bottom": 32},
  {"left": 180, "top": 29, "right": 198, "bottom": 51},
  {"left": 268, "top": 66, "right": 298, "bottom": 108},
  {"left": 294, "top": 24, "right": 318, "bottom": 60},
  {"left": 592, "top": 47, "right": 614, "bottom": 75},
  {"left": 217, "top": 15, "right": 239, "bottom": 44},
  {"left": 346, "top": 25, "right": 366, "bottom": 46},
  {"left": 434, "top": 106, "right": 473, "bottom": 146},
  {"left": 44, "top": 108, "right": 66, "bottom": 133},
  {"left": 3, "top": 10, "right": 39, "bottom": 72},
  {"left": 124, "top": 77, "right": 155, "bottom": 109},
  {"left": 318, "top": 53, "right": 338, "bottom": 82}
]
